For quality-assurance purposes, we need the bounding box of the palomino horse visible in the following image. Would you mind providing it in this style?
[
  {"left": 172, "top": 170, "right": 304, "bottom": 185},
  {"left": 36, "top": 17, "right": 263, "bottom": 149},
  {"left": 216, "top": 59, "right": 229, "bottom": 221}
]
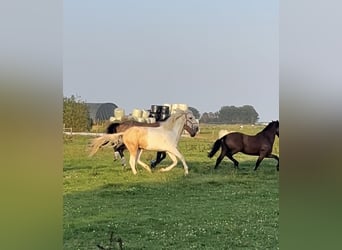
[
  {"left": 106, "top": 121, "right": 160, "bottom": 167},
  {"left": 208, "top": 120, "right": 279, "bottom": 171},
  {"left": 106, "top": 119, "right": 198, "bottom": 168},
  {"left": 89, "top": 110, "right": 199, "bottom": 175}
]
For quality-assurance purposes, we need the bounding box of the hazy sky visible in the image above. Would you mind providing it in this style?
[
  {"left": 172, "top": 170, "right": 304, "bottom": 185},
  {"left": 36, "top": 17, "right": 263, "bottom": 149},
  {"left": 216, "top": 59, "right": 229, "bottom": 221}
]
[{"left": 63, "top": 0, "right": 278, "bottom": 122}]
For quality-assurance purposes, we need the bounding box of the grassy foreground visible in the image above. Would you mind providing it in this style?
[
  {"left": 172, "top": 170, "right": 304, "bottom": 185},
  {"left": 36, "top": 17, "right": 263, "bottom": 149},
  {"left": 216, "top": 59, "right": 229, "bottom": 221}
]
[{"left": 64, "top": 124, "right": 279, "bottom": 249}]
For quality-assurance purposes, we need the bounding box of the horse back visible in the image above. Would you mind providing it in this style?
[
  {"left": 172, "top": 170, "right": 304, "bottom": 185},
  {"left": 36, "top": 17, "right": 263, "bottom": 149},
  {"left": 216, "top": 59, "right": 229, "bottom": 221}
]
[
  {"left": 225, "top": 132, "right": 263, "bottom": 155},
  {"left": 107, "top": 121, "right": 160, "bottom": 134},
  {"left": 122, "top": 126, "right": 150, "bottom": 150},
  {"left": 244, "top": 134, "right": 274, "bottom": 155},
  {"left": 224, "top": 132, "right": 244, "bottom": 149},
  {"left": 107, "top": 121, "right": 161, "bottom": 134},
  {"left": 123, "top": 126, "right": 174, "bottom": 151}
]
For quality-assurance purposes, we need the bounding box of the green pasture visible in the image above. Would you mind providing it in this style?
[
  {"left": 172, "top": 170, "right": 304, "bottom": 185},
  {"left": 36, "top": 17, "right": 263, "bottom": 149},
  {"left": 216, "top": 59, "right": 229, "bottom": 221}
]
[{"left": 64, "top": 124, "right": 279, "bottom": 249}]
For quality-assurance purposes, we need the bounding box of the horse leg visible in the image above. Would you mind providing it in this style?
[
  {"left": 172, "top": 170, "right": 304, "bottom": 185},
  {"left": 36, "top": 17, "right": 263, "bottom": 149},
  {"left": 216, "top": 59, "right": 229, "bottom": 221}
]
[
  {"left": 266, "top": 154, "right": 279, "bottom": 171},
  {"left": 114, "top": 145, "right": 126, "bottom": 168},
  {"left": 156, "top": 151, "right": 167, "bottom": 167},
  {"left": 128, "top": 150, "right": 138, "bottom": 175},
  {"left": 254, "top": 155, "right": 266, "bottom": 171},
  {"left": 119, "top": 149, "right": 126, "bottom": 168},
  {"left": 113, "top": 149, "right": 120, "bottom": 161},
  {"left": 213, "top": 146, "right": 227, "bottom": 169},
  {"left": 136, "top": 149, "right": 152, "bottom": 173},
  {"left": 150, "top": 157, "right": 157, "bottom": 168},
  {"left": 160, "top": 148, "right": 189, "bottom": 175},
  {"left": 151, "top": 151, "right": 166, "bottom": 168},
  {"left": 159, "top": 152, "right": 178, "bottom": 172},
  {"left": 226, "top": 153, "right": 239, "bottom": 169}
]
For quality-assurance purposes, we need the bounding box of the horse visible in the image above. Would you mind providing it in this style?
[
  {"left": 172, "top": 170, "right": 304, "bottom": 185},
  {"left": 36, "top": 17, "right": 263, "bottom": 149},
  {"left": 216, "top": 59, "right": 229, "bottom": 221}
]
[
  {"left": 89, "top": 110, "right": 199, "bottom": 175},
  {"left": 106, "top": 115, "right": 198, "bottom": 168},
  {"left": 106, "top": 121, "right": 161, "bottom": 167},
  {"left": 208, "top": 120, "right": 279, "bottom": 171}
]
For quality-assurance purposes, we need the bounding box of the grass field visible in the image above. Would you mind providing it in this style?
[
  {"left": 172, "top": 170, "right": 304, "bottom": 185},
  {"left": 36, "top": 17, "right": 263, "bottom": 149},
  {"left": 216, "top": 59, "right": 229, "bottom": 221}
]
[{"left": 64, "top": 124, "right": 279, "bottom": 249}]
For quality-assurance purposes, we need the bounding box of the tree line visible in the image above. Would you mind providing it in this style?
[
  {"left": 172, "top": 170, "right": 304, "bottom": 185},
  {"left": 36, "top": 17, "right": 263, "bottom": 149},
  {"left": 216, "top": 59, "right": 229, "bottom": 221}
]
[
  {"left": 63, "top": 95, "right": 259, "bottom": 132},
  {"left": 199, "top": 105, "right": 259, "bottom": 124}
]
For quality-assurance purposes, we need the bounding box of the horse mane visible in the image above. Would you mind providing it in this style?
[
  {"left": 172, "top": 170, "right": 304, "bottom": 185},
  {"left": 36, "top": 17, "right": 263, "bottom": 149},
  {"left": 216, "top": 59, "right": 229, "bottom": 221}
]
[
  {"left": 106, "top": 123, "right": 120, "bottom": 133},
  {"left": 261, "top": 120, "right": 279, "bottom": 132},
  {"left": 162, "top": 110, "right": 186, "bottom": 130}
]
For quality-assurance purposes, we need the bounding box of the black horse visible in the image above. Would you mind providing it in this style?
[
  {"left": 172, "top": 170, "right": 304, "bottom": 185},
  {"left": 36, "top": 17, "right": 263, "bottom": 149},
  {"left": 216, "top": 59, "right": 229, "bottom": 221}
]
[
  {"left": 208, "top": 120, "right": 279, "bottom": 171},
  {"left": 106, "top": 121, "right": 166, "bottom": 168}
]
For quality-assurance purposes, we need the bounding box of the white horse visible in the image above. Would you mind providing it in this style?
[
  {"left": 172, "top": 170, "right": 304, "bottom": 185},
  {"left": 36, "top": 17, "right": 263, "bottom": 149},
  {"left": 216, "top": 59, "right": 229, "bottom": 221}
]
[{"left": 89, "top": 110, "right": 199, "bottom": 175}]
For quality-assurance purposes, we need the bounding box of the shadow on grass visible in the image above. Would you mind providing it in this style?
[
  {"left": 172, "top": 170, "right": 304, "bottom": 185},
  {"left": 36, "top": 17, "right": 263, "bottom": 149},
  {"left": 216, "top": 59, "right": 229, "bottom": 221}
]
[{"left": 64, "top": 162, "right": 120, "bottom": 172}]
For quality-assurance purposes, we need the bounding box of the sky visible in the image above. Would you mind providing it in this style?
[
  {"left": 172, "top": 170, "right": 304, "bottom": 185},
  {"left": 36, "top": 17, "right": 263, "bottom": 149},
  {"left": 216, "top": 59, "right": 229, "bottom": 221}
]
[{"left": 63, "top": 0, "right": 278, "bottom": 122}]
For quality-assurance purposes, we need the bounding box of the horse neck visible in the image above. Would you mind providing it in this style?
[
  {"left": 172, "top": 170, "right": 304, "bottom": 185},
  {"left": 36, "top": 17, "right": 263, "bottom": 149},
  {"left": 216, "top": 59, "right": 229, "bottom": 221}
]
[
  {"left": 258, "top": 124, "right": 277, "bottom": 142},
  {"left": 174, "top": 116, "right": 186, "bottom": 141},
  {"left": 162, "top": 113, "right": 186, "bottom": 140}
]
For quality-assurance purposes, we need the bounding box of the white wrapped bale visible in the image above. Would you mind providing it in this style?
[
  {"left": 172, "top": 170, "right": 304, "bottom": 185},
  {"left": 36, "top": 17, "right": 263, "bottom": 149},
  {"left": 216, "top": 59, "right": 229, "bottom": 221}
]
[
  {"left": 114, "top": 108, "right": 125, "bottom": 119},
  {"left": 132, "top": 108, "right": 142, "bottom": 119},
  {"left": 142, "top": 109, "right": 150, "bottom": 119}
]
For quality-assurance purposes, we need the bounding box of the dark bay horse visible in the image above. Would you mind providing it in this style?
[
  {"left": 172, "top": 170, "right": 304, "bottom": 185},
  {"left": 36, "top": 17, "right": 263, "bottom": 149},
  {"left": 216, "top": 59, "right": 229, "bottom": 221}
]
[{"left": 208, "top": 120, "right": 279, "bottom": 171}]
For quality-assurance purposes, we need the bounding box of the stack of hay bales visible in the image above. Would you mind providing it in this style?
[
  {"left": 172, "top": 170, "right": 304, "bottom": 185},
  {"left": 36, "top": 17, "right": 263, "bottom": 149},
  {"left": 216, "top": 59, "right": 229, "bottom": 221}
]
[
  {"left": 109, "top": 103, "right": 190, "bottom": 124},
  {"left": 148, "top": 103, "right": 189, "bottom": 122},
  {"left": 109, "top": 108, "right": 125, "bottom": 122},
  {"left": 131, "top": 108, "right": 151, "bottom": 123},
  {"left": 149, "top": 104, "right": 171, "bottom": 121},
  {"left": 171, "top": 103, "right": 188, "bottom": 113},
  {"left": 132, "top": 108, "right": 143, "bottom": 122}
]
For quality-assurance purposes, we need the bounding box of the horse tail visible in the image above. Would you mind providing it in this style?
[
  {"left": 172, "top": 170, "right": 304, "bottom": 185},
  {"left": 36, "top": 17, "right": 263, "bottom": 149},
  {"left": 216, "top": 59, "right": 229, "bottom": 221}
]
[
  {"left": 208, "top": 138, "right": 223, "bottom": 158},
  {"left": 88, "top": 133, "right": 124, "bottom": 157},
  {"left": 106, "top": 123, "right": 119, "bottom": 134}
]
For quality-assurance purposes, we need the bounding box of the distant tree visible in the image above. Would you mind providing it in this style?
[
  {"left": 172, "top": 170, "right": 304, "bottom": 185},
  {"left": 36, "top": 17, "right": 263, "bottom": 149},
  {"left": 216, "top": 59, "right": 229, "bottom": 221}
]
[
  {"left": 200, "top": 111, "right": 219, "bottom": 123},
  {"left": 188, "top": 107, "right": 200, "bottom": 119},
  {"left": 218, "top": 105, "right": 259, "bottom": 124},
  {"left": 219, "top": 106, "right": 238, "bottom": 123},
  {"left": 63, "top": 95, "right": 91, "bottom": 131},
  {"left": 240, "top": 105, "right": 259, "bottom": 124},
  {"left": 199, "top": 112, "right": 210, "bottom": 123}
]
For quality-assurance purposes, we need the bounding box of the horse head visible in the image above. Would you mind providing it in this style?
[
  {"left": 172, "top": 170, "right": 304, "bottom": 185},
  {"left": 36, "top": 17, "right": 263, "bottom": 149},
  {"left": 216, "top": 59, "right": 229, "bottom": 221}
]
[
  {"left": 160, "top": 109, "right": 199, "bottom": 136},
  {"left": 184, "top": 111, "right": 199, "bottom": 137}
]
